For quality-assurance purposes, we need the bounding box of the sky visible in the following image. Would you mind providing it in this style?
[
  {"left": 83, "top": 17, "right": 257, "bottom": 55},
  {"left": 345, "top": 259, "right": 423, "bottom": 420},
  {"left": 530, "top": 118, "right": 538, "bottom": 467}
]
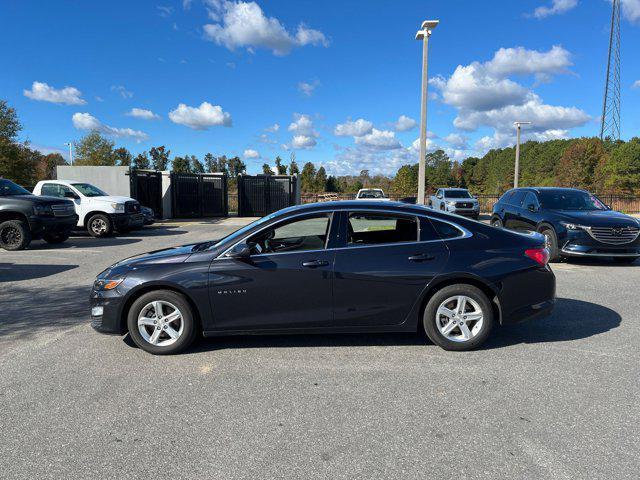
[{"left": 2, "top": 0, "right": 640, "bottom": 176}]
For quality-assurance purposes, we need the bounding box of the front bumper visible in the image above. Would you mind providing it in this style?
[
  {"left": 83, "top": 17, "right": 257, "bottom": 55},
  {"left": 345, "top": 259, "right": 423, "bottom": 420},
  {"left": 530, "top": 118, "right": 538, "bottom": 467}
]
[
  {"left": 90, "top": 288, "right": 127, "bottom": 335},
  {"left": 28, "top": 214, "right": 78, "bottom": 239},
  {"left": 448, "top": 207, "right": 480, "bottom": 218},
  {"left": 111, "top": 213, "right": 145, "bottom": 230},
  {"left": 559, "top": 230, "right": 640, "bottom": 258}
]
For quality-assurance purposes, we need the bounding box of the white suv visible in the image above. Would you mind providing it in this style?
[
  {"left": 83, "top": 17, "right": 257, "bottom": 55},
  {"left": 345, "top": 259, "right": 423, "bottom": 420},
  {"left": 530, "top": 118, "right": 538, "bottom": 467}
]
[{"left": 33, "top": 180, "right": 144, "bottom": 237}]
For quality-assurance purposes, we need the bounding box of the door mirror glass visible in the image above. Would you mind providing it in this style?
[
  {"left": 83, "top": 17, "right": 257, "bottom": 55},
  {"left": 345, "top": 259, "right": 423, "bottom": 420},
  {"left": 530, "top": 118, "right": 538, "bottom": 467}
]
[{"left": 227, "top": 242, "right": 253, "bottom": 258}]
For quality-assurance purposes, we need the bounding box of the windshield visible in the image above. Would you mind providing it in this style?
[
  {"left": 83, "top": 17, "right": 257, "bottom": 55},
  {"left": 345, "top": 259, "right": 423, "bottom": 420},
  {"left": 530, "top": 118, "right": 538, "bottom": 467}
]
[
  {"left": 444, "top": 190, "right": 471, "bottom": 199},
  {"left": 71, "top": 183, "right": 107, "bottom": 197},
  {"left": 538, "top": 190, "right": 607, "bottom": 211},
  {"left": 0, "top": 179, "right": 31, "bottom": 196},
  {"left": 358, "top": 190, "right": 384, "bottom": 198}
]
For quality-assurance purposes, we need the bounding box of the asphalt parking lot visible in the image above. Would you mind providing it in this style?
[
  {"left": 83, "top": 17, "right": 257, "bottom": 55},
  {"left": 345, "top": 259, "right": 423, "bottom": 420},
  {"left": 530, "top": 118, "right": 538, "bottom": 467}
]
[{"left": 1, "top": 219, "right": 639, "bottom": 479}]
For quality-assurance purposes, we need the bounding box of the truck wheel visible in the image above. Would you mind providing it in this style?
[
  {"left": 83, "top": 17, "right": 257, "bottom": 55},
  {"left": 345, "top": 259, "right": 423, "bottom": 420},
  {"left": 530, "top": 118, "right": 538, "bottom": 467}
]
[
  {"left": 87, "top": 214, "right": 113, "bottom": 238},
  {"left": 0, "top": 220, "right": 32, "bottom": 251},
  {"left": 43, "top": 232, "right": 70, "bottom": 244}
]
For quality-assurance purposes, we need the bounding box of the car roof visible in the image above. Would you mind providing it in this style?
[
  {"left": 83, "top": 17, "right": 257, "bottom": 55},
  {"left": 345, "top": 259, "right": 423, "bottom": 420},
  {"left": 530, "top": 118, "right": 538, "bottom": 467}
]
[
  {"left": 276, "top": 200, "right": 442, "bottom": 217},
  {"left": 513, "top": 187, "right": 588, "bottom": 194}
]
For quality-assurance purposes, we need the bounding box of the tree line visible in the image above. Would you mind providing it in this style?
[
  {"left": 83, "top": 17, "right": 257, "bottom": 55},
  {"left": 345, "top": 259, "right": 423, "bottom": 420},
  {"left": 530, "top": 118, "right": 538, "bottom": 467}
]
[{"left": 2, "top": 99, "right": 639, "bottom": 194}]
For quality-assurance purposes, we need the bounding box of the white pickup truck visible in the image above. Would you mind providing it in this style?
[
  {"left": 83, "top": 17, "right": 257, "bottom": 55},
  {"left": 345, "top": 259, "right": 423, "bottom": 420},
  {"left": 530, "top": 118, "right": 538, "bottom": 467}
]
[
  {"left": 355, "top": 188, "right": 390, "bottom": 201},
  {"left": 429, "top": 188, "right": 480, "bottom": 219},
  {"left": 33, "top": 180, "right": 145, "bottom": 237}
]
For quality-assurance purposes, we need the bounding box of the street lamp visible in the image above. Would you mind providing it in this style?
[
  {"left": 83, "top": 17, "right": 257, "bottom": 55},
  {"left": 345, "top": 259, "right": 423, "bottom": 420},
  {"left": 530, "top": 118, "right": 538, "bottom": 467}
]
[
  {"left": 513, "top": 121, "right": 531, "bottom": 188},
  {"left": 64, "top": 142, "right": 73, "bottom": 165},
  {"left": 416, "top": 19, "right": 439, "bottom": 205}
]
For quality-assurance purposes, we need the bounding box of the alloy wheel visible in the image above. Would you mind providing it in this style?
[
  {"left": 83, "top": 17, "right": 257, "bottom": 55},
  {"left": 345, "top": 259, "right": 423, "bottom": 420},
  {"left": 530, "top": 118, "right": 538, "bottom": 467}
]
[
  {"left": 137, "top": 300, "right": 184, "bottom": 347},
  {"left": 1, "top": 226, "right": 22, "bottom": 248},
  {"left": 435, "top": 295, "right": 484, "bottom": 343},
  {"left": 91, "top": 218, "right": 107, "bottom": 235}
]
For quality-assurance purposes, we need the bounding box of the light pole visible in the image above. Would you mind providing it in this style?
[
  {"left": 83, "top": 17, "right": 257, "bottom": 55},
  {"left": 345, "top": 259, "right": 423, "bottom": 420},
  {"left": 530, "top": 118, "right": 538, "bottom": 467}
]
[
  {"left": 64, "top": 142, "right": 73, "bottom": 165},
  {"left": 416, "top": 19, "right": 439, "bottom": 205},
  {"left": 513, "top": 121, "right": 531, "bottom": 188}
]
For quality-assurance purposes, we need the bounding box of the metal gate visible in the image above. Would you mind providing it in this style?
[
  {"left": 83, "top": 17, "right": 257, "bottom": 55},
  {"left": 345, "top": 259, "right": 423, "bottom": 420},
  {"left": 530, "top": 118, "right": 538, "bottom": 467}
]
[
  {"left": 130, "top": 170, "right": 162, "bottom": 218},
  {"left": 237, "top": 175, "right": 297, "bottom": 217},
  {"left": 171, "top": 173, "right": 228, "bottom": 218}
]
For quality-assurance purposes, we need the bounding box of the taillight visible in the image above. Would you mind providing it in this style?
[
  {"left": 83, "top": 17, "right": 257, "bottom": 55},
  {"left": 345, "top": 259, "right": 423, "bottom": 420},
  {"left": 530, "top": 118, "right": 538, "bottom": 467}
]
[{"left": 525, "top": 248, "right": 549, "bottom": 266}]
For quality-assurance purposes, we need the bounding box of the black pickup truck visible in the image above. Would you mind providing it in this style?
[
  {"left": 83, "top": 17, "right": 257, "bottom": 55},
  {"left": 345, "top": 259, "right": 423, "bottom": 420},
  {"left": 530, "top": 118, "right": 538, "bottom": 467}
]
[{"left": 0, "top": 178, "right": 78, "bottom": 250}]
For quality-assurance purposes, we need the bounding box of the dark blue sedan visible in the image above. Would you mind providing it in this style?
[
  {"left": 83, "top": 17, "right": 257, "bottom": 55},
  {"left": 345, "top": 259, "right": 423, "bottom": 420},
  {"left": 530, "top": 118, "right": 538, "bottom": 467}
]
[
  {"left": 490, "top": 187, "right": 640, "bottom": 263},
  {"left": 90, "top": 201, "right": 555, "bottom": 354}
]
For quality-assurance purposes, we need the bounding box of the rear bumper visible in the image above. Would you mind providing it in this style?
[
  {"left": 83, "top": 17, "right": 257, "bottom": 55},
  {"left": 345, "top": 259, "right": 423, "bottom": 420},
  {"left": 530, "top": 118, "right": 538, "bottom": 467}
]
[
  {"left": 28, "top": 215, "right": 78, "bottom": 238},
  {"left": 499, "top": 265, "right": 556, "bottom": 325}
]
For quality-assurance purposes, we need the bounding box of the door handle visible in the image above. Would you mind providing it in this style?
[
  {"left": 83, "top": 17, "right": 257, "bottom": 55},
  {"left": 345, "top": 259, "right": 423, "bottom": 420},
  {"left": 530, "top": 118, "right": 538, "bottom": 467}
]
[
  {"left": 408, "top": 253, "right": 435, "bottom": 262},
  {"left": 302, "top": 260, "right": 329, "bottom": 268}
]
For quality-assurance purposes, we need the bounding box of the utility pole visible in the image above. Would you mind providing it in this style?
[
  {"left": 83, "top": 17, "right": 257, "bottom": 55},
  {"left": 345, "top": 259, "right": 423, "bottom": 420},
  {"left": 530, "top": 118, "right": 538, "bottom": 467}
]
[
  {"left": 64, "top": 142, "right": 73, "bottom": 165},
  {"left": 513, "top": 122, "right": 531, "bottom": 188},
  {"left": 415, "top": 20, "right": 439, "bottom": 204},
  {"left": 600, "top": 0, "right": 621, "bottom": 141}
]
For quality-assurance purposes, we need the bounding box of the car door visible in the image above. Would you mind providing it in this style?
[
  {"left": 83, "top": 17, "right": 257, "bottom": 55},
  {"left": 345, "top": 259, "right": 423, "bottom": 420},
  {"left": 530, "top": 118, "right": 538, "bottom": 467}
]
[
  {"left": 208, "top": 212, "right": 337, "bottom": 331},
  {"left": 503, "top": 190, "right": 526, "bottom": 229},
  {"left": 518, "top": 192, "right": 541, "bottom": 231},
  {"left": 331, "top": 211, "right": 448, "bottom": 327}
]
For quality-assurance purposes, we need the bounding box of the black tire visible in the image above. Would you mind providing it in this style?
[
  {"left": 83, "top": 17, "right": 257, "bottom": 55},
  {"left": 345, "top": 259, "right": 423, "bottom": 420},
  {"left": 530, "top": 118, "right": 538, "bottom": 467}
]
[
  {"left": 423, "top": 284, "right": 495, "bottom": 351},
  {"left": 43, "top": 232, "right": 70, "bottom": 244},
  {"left": 613, "top": 257, "right": 638, "bottom": 264},
  {"left": 87, "top": 214, "right": 113, "bottom": 238},
  {"left": 540, "top": 226, "right": 560, "bottom": 262},
  {"left": 0, "top": 220, "right": 32, "bottom": 251},
  {"left": 127, "top": 290, "right": 198, "bottom": 355},
  {"left": 490, "top": 216, "right": 503, "bottom": 228}
]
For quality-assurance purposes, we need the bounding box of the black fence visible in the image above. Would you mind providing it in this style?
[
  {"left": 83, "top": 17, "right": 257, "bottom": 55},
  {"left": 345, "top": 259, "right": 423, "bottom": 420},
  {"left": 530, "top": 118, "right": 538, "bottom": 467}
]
[
  {"left": 129, "top": 170, "right": 163, "bottom": 218},
  {"left": 171, "top": 172, "right": 228, "bottom": 218},
  {"left": 237, "top": 175, "right": 297, "bottom": 217}
]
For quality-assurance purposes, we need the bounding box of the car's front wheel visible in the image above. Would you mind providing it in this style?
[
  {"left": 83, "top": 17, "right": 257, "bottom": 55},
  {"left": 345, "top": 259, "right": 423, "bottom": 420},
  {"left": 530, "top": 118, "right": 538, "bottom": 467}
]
[
  {"left": 490, "top": 217, "right": 503, "bottom": 228},
  {"left": 127, "top": 290, "right": 198, "bottom": 355},
  {"left": 540, "top": 226, "right": 560, "bottom": 262},
  {"left": 423, "top": 284, "right": 495, "bottom": 351},
  {"left": 87, "top": 214, "right": 113, "bottom": 237},
  {"left": 0, "top": 220, "right": 32, "bottom": 251}
]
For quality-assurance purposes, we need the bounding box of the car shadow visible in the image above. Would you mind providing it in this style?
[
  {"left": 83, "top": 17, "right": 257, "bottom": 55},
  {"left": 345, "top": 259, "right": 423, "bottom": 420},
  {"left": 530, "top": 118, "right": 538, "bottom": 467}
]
[
  {"left": 560, "top": 257, "right": 639, "bottom": 267},
  {"left": 28, "top": 237, "right": 143, "bottom": 249},
  {"left": 122, "top": 297, "right": 620, "bottom": 354},
  {"left": 0, "top": 263, "right": 78, "bottom": 282}
]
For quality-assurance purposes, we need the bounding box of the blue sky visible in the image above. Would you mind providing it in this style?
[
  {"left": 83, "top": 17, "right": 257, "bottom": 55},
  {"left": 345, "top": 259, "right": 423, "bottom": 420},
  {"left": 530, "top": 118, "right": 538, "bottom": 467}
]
[{"left": 2, "top": 0, "right": 640, "bottom": 175}]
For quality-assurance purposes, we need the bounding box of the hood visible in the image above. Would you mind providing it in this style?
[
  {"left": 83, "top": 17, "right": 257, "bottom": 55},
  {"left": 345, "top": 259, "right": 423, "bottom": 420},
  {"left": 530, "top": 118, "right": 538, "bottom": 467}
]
[
  {"left": 551, "top": 209, "right": 639, "bottom": 228},
  {"left": 7, "top": 194, "right": 73, "bottom": 205},
  {"left": 88, "top": 195, "right": 136, "bottom": 204},
  {"left": 110, "top": 243, "right": 200, "bottom": 270}
]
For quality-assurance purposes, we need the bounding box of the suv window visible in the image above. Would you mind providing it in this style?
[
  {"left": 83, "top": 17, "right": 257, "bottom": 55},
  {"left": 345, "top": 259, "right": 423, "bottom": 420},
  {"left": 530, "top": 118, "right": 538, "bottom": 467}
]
[
  {"left": 248, "top": 214, "right": 330, "bottom": 255},
  {"left": 41, "top": 183, "right": 73, "bottom": 198},
  {"left": 522, "top": 192, "right": 539, "bottom": 209},
  {"left": 509, "top": 190, "right": 526, "bottom": 207},
  {"left": 0, "top": 179, "right": 31, "bottom": 196},
  {"left": 430, "top": 219, "right": 464, "bottom": 239},
  {"left": 348, "top": 213, "right": 417, "bottom": 246}
]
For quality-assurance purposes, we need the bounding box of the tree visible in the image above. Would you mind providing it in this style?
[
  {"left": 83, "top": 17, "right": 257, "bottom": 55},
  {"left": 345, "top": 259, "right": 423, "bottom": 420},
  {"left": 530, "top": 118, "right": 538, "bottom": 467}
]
[
  {"left": 149, "top": 146, "right": 170, "bottom": 171},
  {"left": 262, "top": 163, "right": 274, "bottom": 175},
  {"left": 172, "top": 156, "right": 191, "bottom": 173},
  {"left": 359, "top": 169, "right": 370, "bottom": 187},
  {"left": 36, "top": 153, "right": 67, "bottom": 180},
  {"left": 0, "top": 100, "right": 21, "bottom": 141},
  {"left": 392, "top": 164, "right": 419, "bottom": 195},
  {"left": 316, "top": 166, "right": 327, "bottom": 191},
  {"left": 190, "top": 155, "right": 204, "bottom": 173},
  {"left": 114, "top": 147, "right": 132, "bottom": 167},
  {"left": 227, "top": 156, "right": 246, "bottom": 177},
  {"left": 555, "top": 138, "right": 606, "bottom": 190},
  {"left": 74, "top": 131, "right": 116, "bottom": 166},
  {"left": 289, "top": 152, "right": 299, "bottom": 175},
  {"left": 274, "top": 156, "right": 287, "bottom": 174},
  {"left": 300, "top": 162, "right": 317, "bottom": 192},
  {"left": 133, "top": 151, "right": 150, "bottom": 170},
  {"left": 216, "top": 155, "right": 229, "bottom": 175},
  {"left": 204, "top": 153, "right": 217, "bottom": 173},
  {"left": 599, "top": 138, "right": 640, "bottom": 194}
]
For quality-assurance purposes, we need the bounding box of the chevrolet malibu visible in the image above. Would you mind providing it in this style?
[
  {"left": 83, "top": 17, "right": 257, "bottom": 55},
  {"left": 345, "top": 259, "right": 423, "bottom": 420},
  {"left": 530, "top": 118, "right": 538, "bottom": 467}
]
[{"left": 90, "top": 201, "right": 555, "bottom": 354}]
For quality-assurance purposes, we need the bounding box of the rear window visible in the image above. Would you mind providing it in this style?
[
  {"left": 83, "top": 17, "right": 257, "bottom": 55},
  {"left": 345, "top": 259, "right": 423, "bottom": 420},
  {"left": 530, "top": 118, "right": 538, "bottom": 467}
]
[
  {"left": 510, "top": 191, "right": 526, "bottom": 206},
  {"left": 430, "top": 219, "right": 464, "bottom": 239},
  {"left": 348, "top": 213, "right": 417, "bottom": 245}
]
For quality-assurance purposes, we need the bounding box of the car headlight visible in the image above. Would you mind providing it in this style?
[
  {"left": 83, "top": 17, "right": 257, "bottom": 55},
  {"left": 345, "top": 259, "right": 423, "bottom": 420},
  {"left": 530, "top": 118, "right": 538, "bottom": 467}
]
[
  {"left": 93, "top": 278, "right": 124, "bottom": 291},
  {"left": 33, "top": 204, "right": 54, "bottom": 216},
  {"left": 560, "top": 222, "right": 589, "bottom": 231},
  {"left": 111, "top": 203, "right": 125, "bottom": 213}
]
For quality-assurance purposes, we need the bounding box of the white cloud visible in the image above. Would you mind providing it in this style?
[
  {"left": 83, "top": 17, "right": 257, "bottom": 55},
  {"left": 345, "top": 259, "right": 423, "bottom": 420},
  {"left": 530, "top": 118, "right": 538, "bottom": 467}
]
[
  {"left": 291, "top": 135, "right": 317, "bottom": 149},
  {"left": 443, "top": 133, "right": 468, "bottom": 149},
  {"left": 203, "top": 1, "right": 328, "bottom": 56},
  {"left": 355, "top": 129, "right": 401, "bottom": 150},
  {"left": 168, "top": 102, "right": 232, "bottom": 129},
  {"left": 394, "top": 115, "right": 417, "bottom": 132},
  {"left": 531, "top": 0, "right": 578, "bottom": 18},
  {"left": 126, "top": 108, "right": 160, "bottom": 120},
  {"left": 485, "top": 45, "right": 572, "bottom": 78},
  {"left": 298, "top": 80, "right": 320, "bottom": 96},
  {"left": 288, "top": 113, "right": 318, "bottom": 137},
  {"left": 183, "top": 0, "right": 193, "bottom": 9},
  {"left": 633, "top": 80, "right": 640, "bottom": 89},
  {"left": 23, "top": 81, "right": 86, "bottom": 105},
  {"left": 72, "top": 113, "right": 148, "bottom": 142},
  {"left": 157, "top": 5, "right": 174, "bottom": 17},
  {"left": 334, "top": 118, "right": 373, "bottom": 137},
  {"left": 243, "top": 149, "right": 260, "bottom": 159},
  {"left": 621, "top": 0, "right": 640, "bottom": 23},
  {"left": 111, "top": 85, "right": 133, "bottom": 99},
  {"left": 265, "top": 123, "right": 280, "bottom": 132}
]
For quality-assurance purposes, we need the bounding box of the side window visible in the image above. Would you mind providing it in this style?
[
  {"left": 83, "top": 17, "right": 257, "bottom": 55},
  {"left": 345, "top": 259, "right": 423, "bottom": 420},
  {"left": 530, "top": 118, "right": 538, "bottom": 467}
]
[
  {"left": 523, "top": 192, "right": 539, "bottom": 209},
  {"left": 436, "top": 189, "right": 442, "bottom": 198},
  {"left": 510, "top": 190, "right": 526, "bottom": 207},
  {"left": 430, "top": 219, "right": 464, "bottom": 239},
  {"left": 41, "top": 183, "right": 62, "bottom": 197},
  {"left": 248, "top": 214, "right": 330, "bottom": 255},
  {"left": 347, "top": 213, "right": 417, "bottom": 246}
]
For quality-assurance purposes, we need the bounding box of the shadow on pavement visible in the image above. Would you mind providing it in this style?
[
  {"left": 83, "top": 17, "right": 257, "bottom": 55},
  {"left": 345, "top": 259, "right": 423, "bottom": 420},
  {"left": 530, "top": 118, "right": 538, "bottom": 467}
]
[
  {"left": 29, "top": 237, "right": 143, "bottom": 250},
  {"left": 560, "top": 257, "right": 639, "bottom": 267},
  {"left": 0, "top": 263, "right": 79, "bottom": 282}
]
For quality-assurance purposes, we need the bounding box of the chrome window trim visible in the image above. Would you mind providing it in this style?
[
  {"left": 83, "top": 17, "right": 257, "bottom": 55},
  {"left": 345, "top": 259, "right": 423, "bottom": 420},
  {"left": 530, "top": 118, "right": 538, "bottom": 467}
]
[{"left": 215, "top": 207, "right": 472, "bottom": 260}]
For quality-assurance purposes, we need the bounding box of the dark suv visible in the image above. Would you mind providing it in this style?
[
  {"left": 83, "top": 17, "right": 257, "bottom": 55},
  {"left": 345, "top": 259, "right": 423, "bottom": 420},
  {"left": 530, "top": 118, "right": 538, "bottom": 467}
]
[
  {"left": 490, "top": 187, "right": 640, "bottom": 263},
  {"left": 0, "top": 178, "right": 78, "bottom": 250}
]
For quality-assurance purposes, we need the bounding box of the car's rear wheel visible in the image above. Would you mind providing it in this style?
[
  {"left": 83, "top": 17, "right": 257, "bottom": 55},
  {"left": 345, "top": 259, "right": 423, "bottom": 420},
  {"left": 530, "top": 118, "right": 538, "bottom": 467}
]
[
  {"left": 0, "top": 220, "right": 32, "bottom": 251},
  {"left": 423, "top": 284, "right": 494, "bottom": 351},
  {"left": 87, "top": 214, "right": 113, "bottom": 237},
  {"left": 127, "top": 290, "right": 197, "bottom": 355},
  {"left": 43, "top": 232, "right": 70, "bottom": 244},
  {"left": 540, "top": 226, "right": 560, "bottom": 262}
]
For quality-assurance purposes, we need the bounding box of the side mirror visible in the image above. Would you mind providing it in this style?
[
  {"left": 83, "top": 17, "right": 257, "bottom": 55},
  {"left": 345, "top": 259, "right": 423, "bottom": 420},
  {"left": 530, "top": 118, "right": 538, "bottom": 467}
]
[
  {"left": 227, "top": 242, "right": 253, "bottom": 259},
  {"left": 527, "top": 204, "right": 537, "bottom": 212},
  {"left": 64, "top": 191, "right": 79, "bottom": 199}
]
